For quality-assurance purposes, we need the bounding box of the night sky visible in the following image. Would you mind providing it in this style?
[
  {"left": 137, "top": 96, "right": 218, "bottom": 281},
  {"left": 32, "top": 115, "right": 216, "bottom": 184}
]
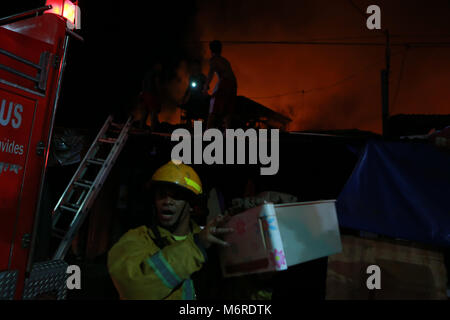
[{"left": 2, "top": 1, "right": 450, "bottom": 133}]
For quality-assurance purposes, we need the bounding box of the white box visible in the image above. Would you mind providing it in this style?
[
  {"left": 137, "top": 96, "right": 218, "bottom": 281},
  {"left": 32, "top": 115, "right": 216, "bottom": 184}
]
[{"left": 220, "top": 200, "right": 342, "bottom": 277}]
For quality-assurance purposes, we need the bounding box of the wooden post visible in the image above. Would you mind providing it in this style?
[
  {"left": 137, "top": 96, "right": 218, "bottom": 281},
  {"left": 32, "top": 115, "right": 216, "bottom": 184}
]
[{"left": 382, "top": 30, "right": 390, "bottom": 137}]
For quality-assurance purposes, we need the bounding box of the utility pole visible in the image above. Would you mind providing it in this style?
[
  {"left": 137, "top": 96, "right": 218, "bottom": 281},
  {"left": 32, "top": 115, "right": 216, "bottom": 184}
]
[{"left": 381, "top": 30, "right": 390, "bottom": 137}]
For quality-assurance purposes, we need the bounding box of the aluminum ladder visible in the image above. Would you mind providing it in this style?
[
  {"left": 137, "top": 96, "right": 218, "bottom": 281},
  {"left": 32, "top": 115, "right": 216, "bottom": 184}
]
[{"left": 51, "top": 115, "right": 133, "bottom": 260}]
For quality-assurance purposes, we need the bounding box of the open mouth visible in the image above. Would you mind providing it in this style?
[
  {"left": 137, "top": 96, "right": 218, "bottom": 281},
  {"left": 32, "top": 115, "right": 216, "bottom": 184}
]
[{"left": 159, "top": 209, "right": 175, "bottom": 221}]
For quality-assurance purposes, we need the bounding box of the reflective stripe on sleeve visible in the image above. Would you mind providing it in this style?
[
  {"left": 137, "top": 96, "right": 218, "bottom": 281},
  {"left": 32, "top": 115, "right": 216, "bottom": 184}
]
[
  {"left": 182, "top": 279, "right": 195, "bottom": 300},
  {"left": 146, "top": 251, "right": 182, "bottom": 289}
]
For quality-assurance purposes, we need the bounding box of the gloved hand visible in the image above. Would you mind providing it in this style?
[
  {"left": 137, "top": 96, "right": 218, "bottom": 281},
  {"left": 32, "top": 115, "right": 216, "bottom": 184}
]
[
  {"left": 198, "top": 214, "right": 234, "bottom": 249},
  {"left": 225, "top": 191, "right": 298, "bottom": 216}
]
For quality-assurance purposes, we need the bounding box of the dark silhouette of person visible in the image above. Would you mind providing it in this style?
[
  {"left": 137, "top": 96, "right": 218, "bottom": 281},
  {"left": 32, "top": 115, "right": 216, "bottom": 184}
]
[
  {"left": 133, "top": 63, "right": 163, "bottom": 130},
  {"left": 203, "top": 40, "right": 238, "bottom": 130},
  {"left": 181, "top": 60, "right": 209, "bottom": 121}
]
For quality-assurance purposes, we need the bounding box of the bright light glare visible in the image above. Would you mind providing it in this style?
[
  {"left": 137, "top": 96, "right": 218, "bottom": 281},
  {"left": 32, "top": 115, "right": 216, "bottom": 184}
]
[
  {"left": 45, "top": 0, "right": 76, "bottom": 25},
  {"left": 63, "top": 1, "right": 76, "bottom": 24},
  {"left": 45, "top": 0, "right": 63, "bottom": 15}
]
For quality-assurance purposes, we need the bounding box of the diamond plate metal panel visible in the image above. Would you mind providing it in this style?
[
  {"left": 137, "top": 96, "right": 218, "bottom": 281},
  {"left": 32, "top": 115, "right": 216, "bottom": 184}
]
[
  {"left": 22, "top": 260, "right": 68, "bottom": 300},
  {"left": 0, "top": 270, "right": 18, "bottom": 300}
]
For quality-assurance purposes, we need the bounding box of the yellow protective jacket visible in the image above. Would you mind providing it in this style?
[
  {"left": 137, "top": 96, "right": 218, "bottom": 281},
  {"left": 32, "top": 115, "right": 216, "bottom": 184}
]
[{"left": 107, "top": 223, "right": 207, "bottom": 300}]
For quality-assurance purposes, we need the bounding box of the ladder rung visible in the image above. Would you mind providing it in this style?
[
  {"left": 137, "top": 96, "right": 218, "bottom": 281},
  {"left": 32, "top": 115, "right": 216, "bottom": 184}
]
[
  {"left": 50, "top": 116, "right": 133, "bottom": 261},
  {"left": 60, "top": 204, "right": 79, "bottom": 213},
  {"left": 99, "top": 138, "right": 117, "bottom": 144},
  {"left": 87, "top": 159, "right": 105, "bottom": 165},
  {"left": 77, "top": 179, "right": 94, "bottom": 186},
  {"left": 111, "top": 122, "right": 124, "bottom": 128},
  {"left": 74, "top": 181, "right": 92, "bottom": 188}
]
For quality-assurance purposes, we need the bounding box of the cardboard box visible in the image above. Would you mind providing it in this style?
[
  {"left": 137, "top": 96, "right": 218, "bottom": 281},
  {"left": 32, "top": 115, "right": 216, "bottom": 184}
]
[
  {"left": 326, "top": 235, "right": 448, "bottom": 300},
  {"left": 220, "top": 200, "right": 342, "bottom": 277}
]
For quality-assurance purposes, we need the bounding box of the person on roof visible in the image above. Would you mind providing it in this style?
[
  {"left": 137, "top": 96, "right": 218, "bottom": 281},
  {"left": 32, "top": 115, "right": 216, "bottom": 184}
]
[
  {"left": 203, "top": 40, "right": 238, "bottom": 130},
  {"left": 183, "top": 60, "right": 208, "bottom": 105},
  {"left": 107, "top": 160, "right": 233, "bottom": 300},
  {"left": 132, "top": 63, "right": 163, "bottom": 130},
  {"left": 181, "top": 60, "right": 210, "bottom": 122}
]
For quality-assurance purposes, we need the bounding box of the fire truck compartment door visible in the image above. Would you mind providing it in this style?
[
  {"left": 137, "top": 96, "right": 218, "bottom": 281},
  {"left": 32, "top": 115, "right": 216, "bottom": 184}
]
[{"left": 0, "top": 88, "right": 39, "bottom": 270}]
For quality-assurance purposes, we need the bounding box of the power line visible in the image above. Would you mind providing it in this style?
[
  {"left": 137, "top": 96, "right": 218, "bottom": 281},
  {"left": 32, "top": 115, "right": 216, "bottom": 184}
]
[
  {"left": 294, "top": 35, "right": 384, "bottom": 42},
  {"left": 187, "top": 33, "right": 450, "bottom": 46},
  {"left": 391, "top": 33, "right": 450, "bottom": 39},
  {"left": 249, "top": 48, "right": 404, "bottom": 100},
  {"left": 347, "top": 0, "right": 368, "bottom": 19},
  {"left": 189, "top": 40, "right": 450, "bottom": 47}
]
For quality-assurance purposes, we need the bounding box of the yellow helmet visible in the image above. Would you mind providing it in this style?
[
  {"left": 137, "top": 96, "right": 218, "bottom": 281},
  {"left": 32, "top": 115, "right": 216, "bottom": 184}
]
[{"left": 151, "top": 160, "right": 203, "bottom": 196}]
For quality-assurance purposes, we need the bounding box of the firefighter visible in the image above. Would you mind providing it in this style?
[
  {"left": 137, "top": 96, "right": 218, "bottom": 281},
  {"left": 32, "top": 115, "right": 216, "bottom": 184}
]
[
  {"left": 107, "top": 160, "right": 234, "bottom": 300},
  {"left": 203, "top": 40, "right": 238, "bottom": 130}
]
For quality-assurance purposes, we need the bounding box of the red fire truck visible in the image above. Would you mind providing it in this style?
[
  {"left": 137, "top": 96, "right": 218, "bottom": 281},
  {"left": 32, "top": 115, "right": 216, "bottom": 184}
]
[{"left": 0, "top": 1, "right": 82, "bottom": 300}]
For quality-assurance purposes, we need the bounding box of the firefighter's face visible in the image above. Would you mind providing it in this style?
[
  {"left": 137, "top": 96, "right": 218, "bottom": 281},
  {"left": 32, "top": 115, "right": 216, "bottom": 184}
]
[{"left": 154, "top": 185, "right": 190, "bottom": 228}]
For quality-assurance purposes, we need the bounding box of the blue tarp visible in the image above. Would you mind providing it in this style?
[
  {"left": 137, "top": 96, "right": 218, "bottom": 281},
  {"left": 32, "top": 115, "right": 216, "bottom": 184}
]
[{"left": 336, "top": 140, "right": 450, "bottom": 247}]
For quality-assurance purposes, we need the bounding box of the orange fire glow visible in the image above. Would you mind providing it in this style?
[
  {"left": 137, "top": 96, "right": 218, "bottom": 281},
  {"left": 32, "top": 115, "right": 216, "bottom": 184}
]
[{"left": 193, "top": 0, "right": 450, "bottom": 134}]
